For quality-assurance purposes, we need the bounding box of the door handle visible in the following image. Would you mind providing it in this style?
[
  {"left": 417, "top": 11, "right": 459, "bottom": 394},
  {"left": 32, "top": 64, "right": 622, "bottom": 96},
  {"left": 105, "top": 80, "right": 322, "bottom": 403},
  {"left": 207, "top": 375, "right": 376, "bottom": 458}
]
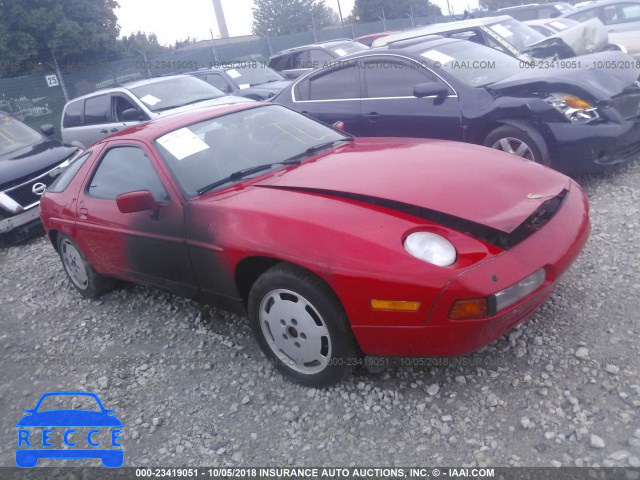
[
  {"left": 364, "top": 112, "right": 380, "bottom": 122},
  {"left": 110, "top": 128, "right": 118, "bottom": 133},
  {"left": 301, "top": 111, "right": 309, "bottom": 115},
  {"left": 100, "top": 129, "right": 108, "bottom": 134},
  {"left": 79, "top": 207, "right": 88, "bottom": 219}
]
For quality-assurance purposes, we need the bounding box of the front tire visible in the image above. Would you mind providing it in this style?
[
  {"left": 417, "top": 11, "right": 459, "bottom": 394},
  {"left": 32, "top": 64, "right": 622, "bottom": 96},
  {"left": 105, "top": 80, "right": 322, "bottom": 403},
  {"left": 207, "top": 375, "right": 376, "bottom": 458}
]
[
  {"left": 484, "top": 124, "right": 550, "bottom": 166},
  {"left": 57, "top": 233, "right": 115, "bottom": 298},
  {"left": 248, "top": 264, "right": 359, "bottom": 387}
]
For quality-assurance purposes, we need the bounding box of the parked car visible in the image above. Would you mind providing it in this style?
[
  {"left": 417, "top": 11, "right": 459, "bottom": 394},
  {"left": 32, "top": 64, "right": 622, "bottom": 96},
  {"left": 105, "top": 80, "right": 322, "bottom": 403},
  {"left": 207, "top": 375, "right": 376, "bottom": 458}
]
[
  {"left": 371, "top": 15, "right": 608, "bottom": 62},
  {"left": 187, "top": 63, "right": 291, "bottom": 100},
  {"left": 40, "top": 102, "right": 590, "bottom": 386},
  {"left": 354, "top": 32, "right": 396, "bottom": 47},
  {"left": 268, "top": 39, "right": 368, "bottom": 79},
  {"left": 497, "top": 2, "right": 575, "bottom": 21},
  {"left": 526, "top": 16, "right": 640, "bottom": 56},
  {"left": 562, "top": 0, "right": 640, "bottom": 31},
  {"left": 60, "top": 75, "right": 251, "bottom": 149},
  {"left": 273, "top": 36, "right": 640, "bottom": 173},
  {"left": 0, "top": 112, "right": 79, "bottom": 246}
]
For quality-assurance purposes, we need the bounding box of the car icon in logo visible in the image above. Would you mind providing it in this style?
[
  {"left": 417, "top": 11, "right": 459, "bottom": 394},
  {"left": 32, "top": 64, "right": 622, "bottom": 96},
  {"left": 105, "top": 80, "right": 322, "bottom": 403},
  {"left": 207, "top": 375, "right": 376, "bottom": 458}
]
[{"left": 15, "top": 391, "right": 123, "bottom": 468}]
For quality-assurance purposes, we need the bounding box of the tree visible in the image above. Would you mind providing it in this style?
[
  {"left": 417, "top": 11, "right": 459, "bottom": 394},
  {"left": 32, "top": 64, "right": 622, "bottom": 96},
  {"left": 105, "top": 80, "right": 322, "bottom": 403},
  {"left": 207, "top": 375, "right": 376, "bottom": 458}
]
[
  {"left": 121, "top": 32, "right": 168, "bottom": 55},
  {"left": 352, "top": 0, "right": 441, "bottom": 23},
  {"left": 252, "top": 0, "right": 337, "bottom": 36},
  {"left": 0, "top": 0, "right": 120, "bottom": 74}
]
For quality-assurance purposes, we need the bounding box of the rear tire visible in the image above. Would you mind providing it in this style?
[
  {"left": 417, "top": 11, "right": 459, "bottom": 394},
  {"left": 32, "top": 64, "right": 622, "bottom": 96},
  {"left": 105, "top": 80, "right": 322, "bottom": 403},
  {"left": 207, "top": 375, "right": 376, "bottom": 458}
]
[
  {"left": 57, "top": 233, "right": 115, "bottom": 298},
  {"left": 248, "top": 263, "right": 359, "bottom": 387},
  {"left": 484, "top": 124, "right": 550, "bottom": 166}
]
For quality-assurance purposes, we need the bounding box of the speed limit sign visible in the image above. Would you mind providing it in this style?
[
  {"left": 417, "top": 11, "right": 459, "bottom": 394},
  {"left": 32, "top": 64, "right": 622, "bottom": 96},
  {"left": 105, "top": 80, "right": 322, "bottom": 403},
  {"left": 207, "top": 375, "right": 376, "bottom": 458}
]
[{"left": 45, "top": 74, "right": 59, "bottom": 87}]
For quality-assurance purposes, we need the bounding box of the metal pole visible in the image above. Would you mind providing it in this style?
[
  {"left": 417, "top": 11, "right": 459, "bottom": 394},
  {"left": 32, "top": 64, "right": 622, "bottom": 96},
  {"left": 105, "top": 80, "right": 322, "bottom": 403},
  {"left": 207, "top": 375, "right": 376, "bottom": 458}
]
[
  {"left": 311, "top": 15, "right": 318, "bottom": 43},
  {"left": 210, "top": 29, "right": 220, "bottom": 64},
  {"left": 336, "top": 0, "right": 345, "bottom": 36},
  {"left": 50, "top": 49, "right": 69, "bottom": 102}
]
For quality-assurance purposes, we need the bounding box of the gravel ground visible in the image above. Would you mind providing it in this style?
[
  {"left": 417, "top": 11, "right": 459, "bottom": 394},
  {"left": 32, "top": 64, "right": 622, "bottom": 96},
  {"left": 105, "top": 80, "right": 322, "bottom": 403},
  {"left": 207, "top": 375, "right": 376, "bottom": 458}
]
[{"left": 1, "top": 159, "right": 639, "bottom": 468}]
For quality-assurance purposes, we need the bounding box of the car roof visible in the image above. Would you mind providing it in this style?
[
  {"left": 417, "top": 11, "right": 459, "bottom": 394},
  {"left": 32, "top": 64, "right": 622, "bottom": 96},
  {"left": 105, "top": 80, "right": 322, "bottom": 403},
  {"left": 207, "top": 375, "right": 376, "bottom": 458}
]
[
  {"left": 338, "top": 36, "right": 464, "bottom": 61},
  {"left": 524, "top": 17, "right": 579, "bottom": 26},
  {"left": 271, "top": 39, "right": 358, "bottom": 57},
  {"left": 570, "top": 0, "right": 640, "bottom": 8},
  {"left": 372, "top": 15, "right": 515, "bottom": 47},
  {"left": 65, "top": 74, "right": 195, "bottom": 103},
  {"left": 100, "top": 101, "right": 268, "bottom": 143}
]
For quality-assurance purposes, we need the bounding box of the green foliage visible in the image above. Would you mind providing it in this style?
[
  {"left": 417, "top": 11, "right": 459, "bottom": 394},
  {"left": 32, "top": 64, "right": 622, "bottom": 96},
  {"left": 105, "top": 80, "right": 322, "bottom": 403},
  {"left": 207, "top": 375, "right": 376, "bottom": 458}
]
[
  {"left": 252, "top": 0, "right": 337, "bottom": 36},
  {"left": 352, "top": 0, "right": 442, "bottom": 22},
  {"left": 121, "top": 31, "right": 168, "bottom": 55},
  {"left": 0, "top": 0, "right": 120, "bottom": 75}
]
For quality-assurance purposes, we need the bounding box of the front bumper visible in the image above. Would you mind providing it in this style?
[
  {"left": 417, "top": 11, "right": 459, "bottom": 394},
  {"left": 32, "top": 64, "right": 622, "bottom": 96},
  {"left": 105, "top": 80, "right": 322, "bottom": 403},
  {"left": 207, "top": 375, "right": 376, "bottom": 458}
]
[
  {"left": 543, "top": 114, "right": 640, "bottom": 173},
  {"left": 0, "top": 206, "right": 43, "bottom": 245},
  {"left": 351, "top": 180, "right": 590, "bottom": 357}
]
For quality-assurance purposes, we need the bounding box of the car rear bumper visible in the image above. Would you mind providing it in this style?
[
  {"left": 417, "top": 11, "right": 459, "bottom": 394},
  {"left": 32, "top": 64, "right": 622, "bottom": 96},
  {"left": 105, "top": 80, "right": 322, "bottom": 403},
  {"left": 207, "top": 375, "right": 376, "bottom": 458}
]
[
  {"left": 544, "top": 115, "right": 640, "bottom": 173},
  {"left": 351, "top": 180, "right": 590, "bottom": 357}
]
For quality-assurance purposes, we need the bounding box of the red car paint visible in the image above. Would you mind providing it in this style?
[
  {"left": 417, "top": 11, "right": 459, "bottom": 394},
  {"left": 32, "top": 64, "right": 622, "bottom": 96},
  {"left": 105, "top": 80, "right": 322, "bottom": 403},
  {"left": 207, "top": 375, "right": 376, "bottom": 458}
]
[{"left": 40, "top": 103, "right": 590, "bottom": 357}]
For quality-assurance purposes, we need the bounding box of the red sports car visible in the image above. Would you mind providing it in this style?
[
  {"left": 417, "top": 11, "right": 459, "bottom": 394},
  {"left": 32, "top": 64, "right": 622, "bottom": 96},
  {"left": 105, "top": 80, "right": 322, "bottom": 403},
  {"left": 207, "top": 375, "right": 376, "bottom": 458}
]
[{"left": 40, "top": 102, "right": 590, "bottom": 386}]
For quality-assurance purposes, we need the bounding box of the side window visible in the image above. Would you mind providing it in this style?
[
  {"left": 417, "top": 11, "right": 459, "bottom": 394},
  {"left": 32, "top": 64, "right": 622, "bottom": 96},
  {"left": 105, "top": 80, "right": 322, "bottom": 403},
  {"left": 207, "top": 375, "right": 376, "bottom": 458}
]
[
  {"left": 48, "top": 151, "right": 92, "bottom": 193},
  {"left": 84, "top": 95, "right": 110, "bottom": 125},
  {"left": 567, "top": 8, "right": 598, "bottom": 22},
  {"left": 205, "top": 74, "right": 232, "bottom": 92},
  {"left": 113, "top": 95, "right": 143, "bottom": 122},
  {"left": 291, "top": 51, "right": 309, "bottom": 69},
  {"left": 364, "top": 61, "right": 437, "bottom": 98},
  {"left": 608, "top": 2, "right": 640, "bottom": 23},
  {"left": 63, "top": 100, "right": 83, "bottom": 128},
  {"left": 308, "top": 64, "right": 359, "bottom": 100},
  {"left": 448, "top": 29, "right": 487, "bottom": 45},
  {"left": 269, "top": 54, "right": 290, "bottom": 71},
  {"left": 309, "top": 49, "right": 334, "bottom": 67},
  {"left": 88, "top": 146, "right": 168, "bottom": 202}
]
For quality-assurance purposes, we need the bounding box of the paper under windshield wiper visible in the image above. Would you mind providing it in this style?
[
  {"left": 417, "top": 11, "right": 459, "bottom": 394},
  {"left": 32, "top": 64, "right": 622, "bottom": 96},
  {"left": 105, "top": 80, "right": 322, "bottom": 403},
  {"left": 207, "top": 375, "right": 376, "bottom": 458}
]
[{"left": 197, "top": 160, "right": 301, "bottom": 195}]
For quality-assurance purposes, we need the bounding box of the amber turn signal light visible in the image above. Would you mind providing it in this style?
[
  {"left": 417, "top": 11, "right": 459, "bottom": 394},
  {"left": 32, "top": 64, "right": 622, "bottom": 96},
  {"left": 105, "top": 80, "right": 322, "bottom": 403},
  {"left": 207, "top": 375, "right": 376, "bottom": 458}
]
[
  {"left": 370, "top": 300, "right": 421, "bottom": 312},
  {"left": 449, "top": 298, "right": 488, "bottom": 320}
]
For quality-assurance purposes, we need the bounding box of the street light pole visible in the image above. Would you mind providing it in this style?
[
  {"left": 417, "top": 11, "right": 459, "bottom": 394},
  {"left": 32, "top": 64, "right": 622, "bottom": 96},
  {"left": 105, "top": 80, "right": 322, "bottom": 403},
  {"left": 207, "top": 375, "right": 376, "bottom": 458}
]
[{"left": 336, "top": 0, "right": 345, "bottom": 36}]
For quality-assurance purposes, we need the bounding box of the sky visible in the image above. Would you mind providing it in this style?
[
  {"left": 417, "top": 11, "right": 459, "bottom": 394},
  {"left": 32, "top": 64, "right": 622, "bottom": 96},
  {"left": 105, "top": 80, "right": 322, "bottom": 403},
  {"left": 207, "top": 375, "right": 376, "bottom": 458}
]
[{"left": 116, "top": 0, "right": 480, "bottom": 46}]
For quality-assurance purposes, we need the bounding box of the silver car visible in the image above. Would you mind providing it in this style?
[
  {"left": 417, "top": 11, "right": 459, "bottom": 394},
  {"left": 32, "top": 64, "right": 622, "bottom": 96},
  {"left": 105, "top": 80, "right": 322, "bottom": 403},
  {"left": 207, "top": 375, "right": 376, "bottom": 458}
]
[
  {"left": 563, "top": 0, "right": 640, "bottom": 32},
  {"left": 60, "top": 75, "right": 251, "bottom": 148}
]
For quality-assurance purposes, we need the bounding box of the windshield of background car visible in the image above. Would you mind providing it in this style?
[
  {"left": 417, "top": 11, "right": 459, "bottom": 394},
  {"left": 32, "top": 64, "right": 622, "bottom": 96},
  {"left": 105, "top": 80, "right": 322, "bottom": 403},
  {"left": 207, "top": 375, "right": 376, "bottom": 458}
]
[
  {"left": 155, "top": 105, "right": 347, "bottom": 196},
  {"left": 421, "top": 41, "right": 522, "bottom": 87},
  {"left": 224, "top": 64, "right": 283, "bottom": 88},
  {"left": 37, "top": 395, "right": 101, "bottom": 412},
  {"left": 486, "top": 18, "right": 547, "bottom": 52},
  {"left": 331, "top": 42, "right": 368, "bottom": 57},
  {"left": 130, "top": 77, "right": 226, "bottom": 112},
  {"left": 0, "top": 115, "right": 43, "bottom": 156}
]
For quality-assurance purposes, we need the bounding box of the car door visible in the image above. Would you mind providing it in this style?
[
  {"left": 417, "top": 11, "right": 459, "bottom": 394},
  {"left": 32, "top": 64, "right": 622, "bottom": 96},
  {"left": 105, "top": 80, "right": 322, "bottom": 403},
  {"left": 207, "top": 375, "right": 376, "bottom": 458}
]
[
  {"left": 111, "top": 93, "right": 149, "bottom": 132},
  {"left": 291, "top": 60, "right": 365, "bottom": 135},
  {"left": 600, "top": 2, "right": 640, "bottom": 31},
  {"left": 74, "top": 140, "right": 198, "bottom": 296},
  {"left": 360, "top": 56, "right": 462, "bottom": 140}
]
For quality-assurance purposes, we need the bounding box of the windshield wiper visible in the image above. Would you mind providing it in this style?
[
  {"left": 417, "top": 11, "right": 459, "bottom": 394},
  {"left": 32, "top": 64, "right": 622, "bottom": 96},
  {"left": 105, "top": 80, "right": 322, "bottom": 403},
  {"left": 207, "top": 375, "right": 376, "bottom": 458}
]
[
  {"left": 197, "top": 160, "right": 301, "bottom": 195},
  {"left": 282, "top": 138, "right": 354, "bottom": 163}
]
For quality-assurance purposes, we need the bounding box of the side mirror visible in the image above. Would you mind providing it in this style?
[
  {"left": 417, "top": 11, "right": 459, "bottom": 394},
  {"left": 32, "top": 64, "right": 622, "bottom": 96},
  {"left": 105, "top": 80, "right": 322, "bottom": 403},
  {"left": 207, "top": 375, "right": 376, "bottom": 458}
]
[
  {"left": 40, "top": 124, "right": 54, "bottom": 136},
  {"left": 116, "top": 190, "right": 159, "bottom": 218},
  {"left": 332, "top": 120, "right": 345, "bottom": 131},
  {"left": 413, "top": 82, "right": 449, "bottom": 99},
  {"left": 122, "top": 108, "right": 143, "bottom": 121}
]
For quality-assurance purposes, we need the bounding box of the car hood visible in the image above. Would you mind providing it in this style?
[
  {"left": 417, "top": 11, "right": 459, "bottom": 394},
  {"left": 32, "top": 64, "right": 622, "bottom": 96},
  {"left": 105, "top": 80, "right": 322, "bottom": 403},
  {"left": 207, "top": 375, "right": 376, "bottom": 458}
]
[
  {"left": 530, "top": 18, "right": 609, "bottom": 56},
  {"left": 16, "top": 410, "right": 123, "bottom": 427},
  {"left": 0, "top": 140, "right": 78, "bottom": 190},
  {"left": 256, "top": 138, "right": 569, "bottom": 234},
  {"left": 153, "top": 95, "right": 253, "bottom": 117},
  {"left": 487, "top": 50, "right": 640, "bottom": 100}
]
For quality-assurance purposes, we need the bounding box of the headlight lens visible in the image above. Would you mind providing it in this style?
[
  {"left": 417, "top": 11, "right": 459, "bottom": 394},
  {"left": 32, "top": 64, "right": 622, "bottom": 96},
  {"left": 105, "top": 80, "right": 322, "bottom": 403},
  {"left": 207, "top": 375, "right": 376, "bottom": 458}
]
[
  {"left": 404, "top": 232, "right": 457, "bottom": 266},
  {"left": 547, "top": 93, "right": 599, "bottom": 123},
  {"left": 493, "top": 268, "right": 546, "bottom": 312}
]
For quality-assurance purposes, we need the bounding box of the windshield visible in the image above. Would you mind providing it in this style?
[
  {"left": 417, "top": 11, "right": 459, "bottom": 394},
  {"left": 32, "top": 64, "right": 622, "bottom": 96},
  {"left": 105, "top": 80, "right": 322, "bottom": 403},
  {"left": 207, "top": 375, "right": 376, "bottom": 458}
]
[
  {"left": 484, "top": 18, "right": 547, "bottom": 52},
  {"left": 155, "top": 105, "right": 348, "bottom": 196},
  {"left": 421, "top": 41, "right": 522, "bottom": 87},
  {"left": 37, "top": 395, "right": 101, "bottom": 412},
  {"left": 330, "top": 42, "right": 368, "bottom": 57},
  {"left": 224, "top": 64, "right": 283, "bottom": 88},
  {"left": 130, "top": 76, "right": 226, "bottom": 112},
  {"left": 0, "top": 115, "right": 43, "bottom": 156}
]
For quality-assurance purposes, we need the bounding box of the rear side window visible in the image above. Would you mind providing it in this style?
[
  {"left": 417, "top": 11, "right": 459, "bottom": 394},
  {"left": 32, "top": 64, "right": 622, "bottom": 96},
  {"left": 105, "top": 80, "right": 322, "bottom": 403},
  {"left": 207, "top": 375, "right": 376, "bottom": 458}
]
[
  {"left": 63, "top": 101, "right": 83, "bottom": 128},
  {"left": 567, "top": 8, "right": 598, "bottom": 22},
  {"left": 269, "top": 54, "right": 290, "bottom": 71},
  {"left": 84, "top": 95, "right": 110, "bottom": 125},
  {"left": 308, "top": 64, "right": 359, "bottom": 100},
  {"left": 47, "top": 151, "right": 91, "bottom": 193},
  {"left": 88, "top": 146, "right": 168, "bottom": 202}
]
